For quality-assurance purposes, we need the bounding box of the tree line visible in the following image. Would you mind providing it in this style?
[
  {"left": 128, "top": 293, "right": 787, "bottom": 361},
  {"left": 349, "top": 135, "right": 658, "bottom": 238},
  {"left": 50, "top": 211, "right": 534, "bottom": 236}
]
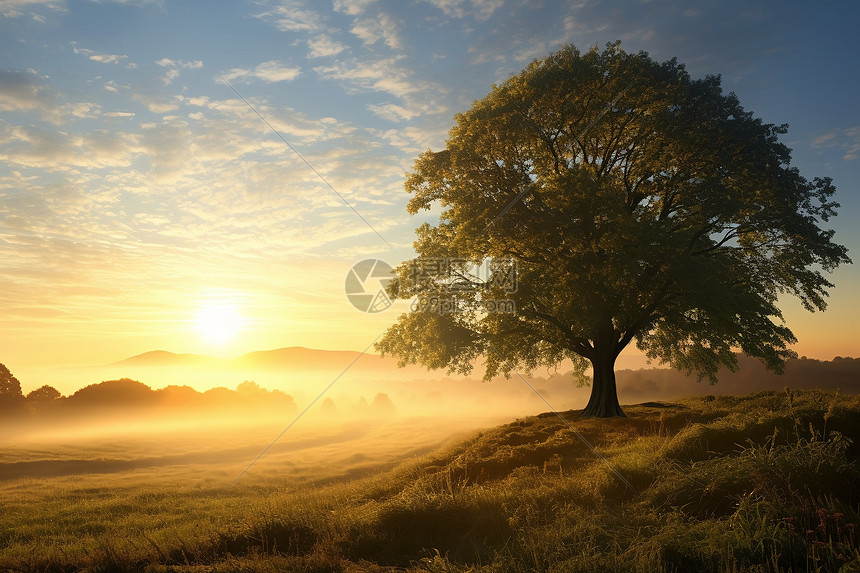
[
  {"left": 0, "top": 363, "right": 298, "bottom": 419},
  {"left": 0, "top": 362, "right": 398, "bottom": 424}
]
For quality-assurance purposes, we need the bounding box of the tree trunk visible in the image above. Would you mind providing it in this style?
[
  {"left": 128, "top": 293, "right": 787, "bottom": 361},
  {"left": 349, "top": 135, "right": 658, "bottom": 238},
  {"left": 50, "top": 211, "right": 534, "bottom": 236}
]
[{"left": 580, "top": 340, "right": 626, "bottom": 418}]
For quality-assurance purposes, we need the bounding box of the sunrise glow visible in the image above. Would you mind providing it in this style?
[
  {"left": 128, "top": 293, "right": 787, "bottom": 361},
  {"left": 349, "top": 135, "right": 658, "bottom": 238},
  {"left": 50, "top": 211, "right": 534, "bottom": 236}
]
[{"left": 195, "top": 300, "right": 244, "bottom": 346}]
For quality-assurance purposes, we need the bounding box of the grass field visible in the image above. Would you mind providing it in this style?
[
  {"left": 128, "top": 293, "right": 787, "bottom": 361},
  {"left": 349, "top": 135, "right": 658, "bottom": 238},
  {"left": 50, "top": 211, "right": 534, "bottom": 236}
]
[{"left": 2, "top": 389, "right": 860, "bottom": 572}]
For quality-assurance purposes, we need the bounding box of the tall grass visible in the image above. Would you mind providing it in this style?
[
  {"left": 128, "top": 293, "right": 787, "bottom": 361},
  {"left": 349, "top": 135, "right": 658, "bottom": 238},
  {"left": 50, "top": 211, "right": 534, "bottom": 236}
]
[{"left": 1, "top": 389, "right": 859, "bottom": 572}]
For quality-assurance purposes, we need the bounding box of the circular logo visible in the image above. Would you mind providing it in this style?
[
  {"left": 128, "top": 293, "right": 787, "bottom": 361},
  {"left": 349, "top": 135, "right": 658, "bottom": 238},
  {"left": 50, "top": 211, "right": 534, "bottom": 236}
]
[{"left": 345, "top": 259, "right": 395, "bottom": 313}]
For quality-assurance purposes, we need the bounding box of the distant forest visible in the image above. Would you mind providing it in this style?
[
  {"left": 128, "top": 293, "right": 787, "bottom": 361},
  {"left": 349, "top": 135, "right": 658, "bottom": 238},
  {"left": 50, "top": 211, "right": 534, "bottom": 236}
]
[
  {"left": 613, "top": 355, "right": 860, "bottom": 402},
  {"left": 1, "top": 355, "right": 859, "bottom": 422},
  {"left": 0, "top": 363, "right": 397, "bottom": 423},
  {"left": 0, "top": 374, "right": 292, "bottom": 421}
]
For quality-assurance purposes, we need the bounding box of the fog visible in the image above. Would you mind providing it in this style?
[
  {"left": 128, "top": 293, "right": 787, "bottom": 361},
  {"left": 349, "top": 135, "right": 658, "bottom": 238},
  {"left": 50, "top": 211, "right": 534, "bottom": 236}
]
[
  {"left": 4, "top": 350, "right": 858, "bottom": 489},
  {"left": 2, "top": 360, "right": 593, "bottom": 487}
]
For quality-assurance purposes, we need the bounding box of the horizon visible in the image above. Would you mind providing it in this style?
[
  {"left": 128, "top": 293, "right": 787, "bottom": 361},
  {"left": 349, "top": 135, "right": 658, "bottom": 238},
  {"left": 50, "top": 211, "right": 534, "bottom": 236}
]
[
  {"left": 2, "top": 1, "right": 859, "bottom": 388},
  {"left": 8, "top": 342, "right": 860, "bottom": 400}
]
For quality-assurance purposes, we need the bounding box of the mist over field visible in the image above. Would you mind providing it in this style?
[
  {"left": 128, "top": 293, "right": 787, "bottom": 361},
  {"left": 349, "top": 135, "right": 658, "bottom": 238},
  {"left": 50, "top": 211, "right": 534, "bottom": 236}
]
[{"left": 4, "top": 347, "right": 859, "bottom": 489}]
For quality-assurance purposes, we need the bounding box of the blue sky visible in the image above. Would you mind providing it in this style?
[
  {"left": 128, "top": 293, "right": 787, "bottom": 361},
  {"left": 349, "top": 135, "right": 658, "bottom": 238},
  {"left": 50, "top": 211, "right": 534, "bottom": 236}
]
[{"left": 1, "top": 0, "right": 859, "bottom": 374}]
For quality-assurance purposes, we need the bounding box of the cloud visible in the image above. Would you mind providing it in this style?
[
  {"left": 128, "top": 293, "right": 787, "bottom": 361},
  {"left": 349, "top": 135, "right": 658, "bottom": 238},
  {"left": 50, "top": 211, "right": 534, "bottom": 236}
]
[
  {"left": 0, "top": 69, "right": 63, "bottom": 123},
  {"left": 366, "top": 102, "right": 422, "bottom": 122},
  {"left": 844, "top": 127, "right": 860, "bottom": 161},
  {"left": 0, "top": 124, "right": 139, "bottom": 170},
  {"left": 131, "top": 92, "right": 179, "bottom": 114},
  {"left": 377, "top": 123, "right": 449, "bottom": 154},
  {"left": 812, "top": 133, "right": 836, "bottom": 146},
  {"left": 254, "top": 60, "right": 302, "bottom": 82},
  {"left": 333, "top": 0, "right": 376, "bottom": 16},
  {"left": 162, "top": 68, "right": 180, "bottom": 85},
  {"left": 314, "top": 57, "right": 411, "bottom": 96},
  {"left": 422, "top": 0, "right": 503, "bottom": 20},
  {"left": 332, "top": 0, "right": 376, "bottom": 15},
  {"left": 138, "top": 119, "right": 195, "bottom": 183},
  {"left": 313, "top": 56, "right": 449, "bottom": 123},
  {"left": 0, "top": 70, "right": 135, "bottom": 124},
  {"left": 71, "top": 42, "right": 130, "bottom": 65},
  {"left": 255, "top": 0, "right": 323, "bottom": 32},
  {"left": 812, "top": 126, "right": 860, "bottom": 161},
  {"left": 156, "top": 58, "right": 204, "bottom": 69},
  {"left": 92, "top": 0, "right": 165, "bottom": 6},
  {"left": 176, "top": 95, "right": 210, "bottom": 107},
  {"left": 0, "top": 69, "right": 52, "bottom": 112},
  {"left": 155, "top": 57, "right": 204, "bottom": 85},
  {"left": 307, "top": 34, "right": 348, "bottom": 58},
  {"left": 217, "top": 61, "right": 301, "bottom": 84},
  {"left": 0, "top": 0, "right": 66, "bottom": 18},
  {"left": 350, "top": 12, "right": 403, "bottom": 50}
]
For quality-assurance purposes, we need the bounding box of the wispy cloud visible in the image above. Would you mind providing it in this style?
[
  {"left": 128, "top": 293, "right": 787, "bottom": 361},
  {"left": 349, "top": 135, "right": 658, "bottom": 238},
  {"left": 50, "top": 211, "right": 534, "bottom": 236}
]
[
  {"left": 0, "top": 0, "right": 66, "bottom": 18},
  {"left": 0, "top": 124, "right": 139, "bottom": 170},
  {"left": 217, "top": 60, "right": 302, "bottom": 84},
  {"left": 71, "top": 42, "right": 132, "bottom": 65},
  {"left": 307, "top": 34, "right": 348, "bottom": 58},
  {"left": 313, "top": 57, "right": 410, "bottom": 96},
  {"left": 156, "top": 57, "right": 203, "bottom": 69},
  {"left": 131, "top": 92, "right": 178, "bottom": 114},
  {"left": 332, "top": 0, "right": 376, "bottom": 16},
  {"left": 92, "top": 0, "right": 165, "bottom": 6},
  {"left": 350, "top": 12, "right": 403, "bottom": 50},
  {"left": 314, "top": 57, "right": 448, "bottom": 122},
  {"left": 0, "top": 69, "right": 53, "bottom": 112},
  {"left": 366, "top": 102, "right": 420, "bottom": 121},
  {"left": 812, "top": 127, "right": 860, "bottom": 161},
  {"left": 155, "top": 57, "right": 203, "bottom": 85},
  {"left": 422, "top": 0, "right": 503, "bottom": 20},
  {"left": 0, "top": 69, "right": 62, "bottom": 123},
  {"left": 256, "top": 0, "right": 324, "bottom": 32},
  {"left": 844, "top": 127, "right": 860, "bottom": 161}
]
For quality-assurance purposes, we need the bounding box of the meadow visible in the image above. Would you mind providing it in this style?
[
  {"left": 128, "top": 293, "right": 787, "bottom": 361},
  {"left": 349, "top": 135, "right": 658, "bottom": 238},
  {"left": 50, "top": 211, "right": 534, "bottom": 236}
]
[{"left": 2, "top": 388, "right": 860, "bottom": 572}]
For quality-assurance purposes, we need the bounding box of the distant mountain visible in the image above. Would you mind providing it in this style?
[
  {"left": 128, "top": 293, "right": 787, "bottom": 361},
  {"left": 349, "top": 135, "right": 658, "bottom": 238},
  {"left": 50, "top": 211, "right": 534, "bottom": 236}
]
[
  {"left": 111, "top": 350, "right": 228, "bottom": 368},
  {"left": 111, "top": 346, "right": 397, "bottom": 372},
  {"left": 106, "top": 349, "right": 860, "bottom": 402}
]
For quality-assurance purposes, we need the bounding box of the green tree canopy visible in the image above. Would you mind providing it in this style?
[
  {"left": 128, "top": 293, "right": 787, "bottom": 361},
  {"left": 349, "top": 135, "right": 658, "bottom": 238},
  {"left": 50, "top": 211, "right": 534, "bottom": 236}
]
[{"left": 377, "top": 43, "right": 850, "bottom": 417}]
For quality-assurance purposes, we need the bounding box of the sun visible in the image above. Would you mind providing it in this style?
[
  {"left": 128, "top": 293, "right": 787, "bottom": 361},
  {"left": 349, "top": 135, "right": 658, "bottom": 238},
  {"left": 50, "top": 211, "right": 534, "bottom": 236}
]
[{"left": 194, "top": 300, "right": 244, "bottom": 346}]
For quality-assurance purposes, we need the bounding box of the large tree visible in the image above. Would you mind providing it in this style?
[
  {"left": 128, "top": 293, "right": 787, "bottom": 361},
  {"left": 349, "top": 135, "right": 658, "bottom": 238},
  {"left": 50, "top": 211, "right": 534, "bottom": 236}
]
[{"left": 377, "top": 43, "right": 850, "bottom": 417}]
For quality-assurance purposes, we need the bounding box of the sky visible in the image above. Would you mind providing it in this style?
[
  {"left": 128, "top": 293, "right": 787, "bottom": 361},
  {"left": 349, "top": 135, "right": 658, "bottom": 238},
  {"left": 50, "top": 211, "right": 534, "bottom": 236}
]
[{"left": 1, "top": 0, "right": 859, "bottom": 382}]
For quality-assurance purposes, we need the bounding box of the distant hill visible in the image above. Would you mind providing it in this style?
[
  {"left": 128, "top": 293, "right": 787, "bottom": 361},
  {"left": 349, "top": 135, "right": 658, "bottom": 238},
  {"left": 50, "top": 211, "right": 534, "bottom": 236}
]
[
  {"left": 111, "top": 350, "right": 229, "bottom": 368},
  {"left": 104, "top": 348, "right": 860, "bottom": 404},
  {"left": 112, "top": 346, "right": 408, "bottom": 372}
]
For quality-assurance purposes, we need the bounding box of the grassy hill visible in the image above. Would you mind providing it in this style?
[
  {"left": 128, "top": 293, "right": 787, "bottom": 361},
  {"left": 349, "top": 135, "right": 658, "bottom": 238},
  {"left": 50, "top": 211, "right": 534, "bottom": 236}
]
[{"left": 2, "top": 389, "right": 860, "bottom": 572}]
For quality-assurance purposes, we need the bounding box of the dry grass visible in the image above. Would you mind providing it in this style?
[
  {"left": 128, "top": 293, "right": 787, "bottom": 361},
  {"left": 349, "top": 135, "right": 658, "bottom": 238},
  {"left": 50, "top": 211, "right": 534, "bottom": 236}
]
[{"left": 2, "top": 389, "right": 859, "bottom": 572}]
